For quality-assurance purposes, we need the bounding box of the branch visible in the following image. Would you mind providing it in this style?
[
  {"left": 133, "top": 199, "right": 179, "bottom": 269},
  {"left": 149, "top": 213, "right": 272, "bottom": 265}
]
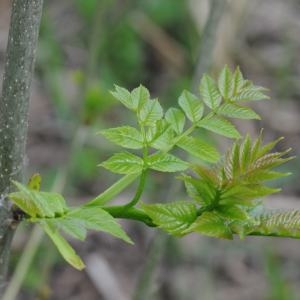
[
  {"left": 103, "top": 206, "right": 156, "bottom": 227},
  {"left": 192, "top": 0, "right": 227, "bottom": 91},
  {"left": 0, "top": 0, "right": 44, "bottom": 293}
]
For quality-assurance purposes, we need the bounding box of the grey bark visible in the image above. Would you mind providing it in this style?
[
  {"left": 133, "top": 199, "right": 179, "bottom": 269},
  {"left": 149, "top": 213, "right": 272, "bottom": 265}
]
[{"left": 0, "top": 0, "right": 44, "bottom": 293}]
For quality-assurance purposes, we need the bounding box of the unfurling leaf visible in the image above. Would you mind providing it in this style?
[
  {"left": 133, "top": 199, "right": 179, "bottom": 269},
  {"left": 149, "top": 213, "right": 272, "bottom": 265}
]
[
  {"left": 245, "top": 210, "right": 300, "bottom": 239},
  {"left": 180, "top": 174, "right": 217, "bottom": 206},
  {"left": 10, "top": 182, "right": 67, "bottom": 218},
  {"left": 27, "top": 173, "right": 41, "bottom": 191}
]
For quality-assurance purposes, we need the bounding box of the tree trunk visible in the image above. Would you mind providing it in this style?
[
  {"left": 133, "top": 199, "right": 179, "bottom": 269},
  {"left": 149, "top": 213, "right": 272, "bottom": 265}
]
[{"left": 0, "top": 0, "right": 44, "bottom": 294}]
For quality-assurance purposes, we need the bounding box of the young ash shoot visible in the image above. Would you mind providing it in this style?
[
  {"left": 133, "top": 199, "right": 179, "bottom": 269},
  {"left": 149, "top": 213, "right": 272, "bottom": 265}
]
[{"left": 9, "top": 66, "right": 298, "bottom": 270}]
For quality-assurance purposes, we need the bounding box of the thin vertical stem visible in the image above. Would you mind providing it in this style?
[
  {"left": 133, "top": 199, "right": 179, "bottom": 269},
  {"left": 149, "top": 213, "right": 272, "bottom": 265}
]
[
  {"left": 192, "top": 0, "right": 227, "bottom": 91},
  {"left": 0, "top": 0, "right": 44, "bottom": 294},
  {"left": 133, "top": 2, "right": 227, "bottom": 299}
]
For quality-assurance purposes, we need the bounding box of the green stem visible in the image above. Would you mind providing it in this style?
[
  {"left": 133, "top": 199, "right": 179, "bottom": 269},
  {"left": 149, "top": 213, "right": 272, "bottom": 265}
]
[
  {"left": 86, "top": 173, "right": 140, "bottom": 206},
  {"left": 123, "top": 170, "right": 148, "bottom": 208},
  {"left": 103, "top": 206, "right": 155, "bottom": 227}
]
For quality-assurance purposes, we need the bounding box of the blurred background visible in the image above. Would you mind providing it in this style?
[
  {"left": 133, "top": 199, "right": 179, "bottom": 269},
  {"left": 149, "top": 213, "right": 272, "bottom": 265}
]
[{"left": 1, "top": 0, "right": 300, "bottom": 299}]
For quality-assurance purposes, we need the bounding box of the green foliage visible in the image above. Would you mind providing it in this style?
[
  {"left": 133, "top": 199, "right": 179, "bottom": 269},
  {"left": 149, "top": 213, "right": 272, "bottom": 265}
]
[
  {"left": 246, "top": 210, "right": 300, "bottom": 238},
  {"left": 9, "top": 66, "right": 298, "bottom": 271},
  {"left": 100, "top": 152, "right": 144, "bottom": 174},
  {"left": 142, "top": 202, "right": 197, "bottom": 236},
  {"left": 199, "top": 115, "right": 241, "bottom": 138},
  {"left": 9, "top": 175, "right": 132, "bottom": 270}
]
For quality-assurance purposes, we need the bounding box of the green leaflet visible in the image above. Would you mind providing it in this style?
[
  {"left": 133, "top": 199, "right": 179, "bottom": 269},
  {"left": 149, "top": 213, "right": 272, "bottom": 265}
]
[
  {"left": 41, "top": 221, "right": 85, "bottom": 270},
  {"left": 165, "top": 107, "right": 186, "bottom": 134},
  {"left": 67, "top": 207, "right": 133, "bottom": 244},
  {"left": 10, "top": 179, "right": 133, "bottom": 270},
  {"left": 245, "top": 210, "right": 300, "bottom": 238},
  {"left": 100, "top": 126, "right": 144, "bottom": 149},
  {"left": 131, "top": 85, "right": 150, "bottom": 110},
  {"left": 138, "top": 98, "right": 163, "bottom": 126},
  {"left": 239, "top": 134, "right": 252, "bottom": 172},
  {"left": 232, "top": 66, "right": 244, "bottom": 95},
  {"left": 199, "top": 115, "right": 241, "bottom": 139},
  {"left": 178, "top": 90, "right": 204, "bottom": 123},
  {"left": 142, "top": 201, "right": 197, "bottom": 236},
  {"left": 50, "top": 217, "right": 87, "bottom": 240},
  {"left": 111, "top": 85, "right": 150, "bottom": 111},
  {"left": 100, "top": 152, "right": 144, "bottom": 174},
  {"left": 200, "top": 74, "right": 222, "bottom": 109},
  {"left": 220, "top": 185, "right": 281, "bottom": 207},
  {"left": 233, "top": 86, "right": 269, "bottom": 102},
  {"left": 146, "top": 152, "right": 188, "bottom": 172},
  {"left": 186, "top": 211, "right": 233, "bottom": 239},
  {"left": 217, "top": 103, "right": 260, "bottom": 120},
  {"left": 218, "top": 65, "right": 234, "bottom": 100},
  {"left": 176, "top": 135, "right": 220, "bottom": 163},
  {"left": 217, "top": 205, "right": 249, "bottom": 221},
  {"left": 224, "top": 142, "right": 240, "bottom": 180},
  {"left": 111, "top": 85, "right": 133, "bottom": 110},
  {"left": 245, "top": 170, "right": 291, "bottom": 183},
  {"left": 146, "top": 120, "right": 175, "bottom": 151}
]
